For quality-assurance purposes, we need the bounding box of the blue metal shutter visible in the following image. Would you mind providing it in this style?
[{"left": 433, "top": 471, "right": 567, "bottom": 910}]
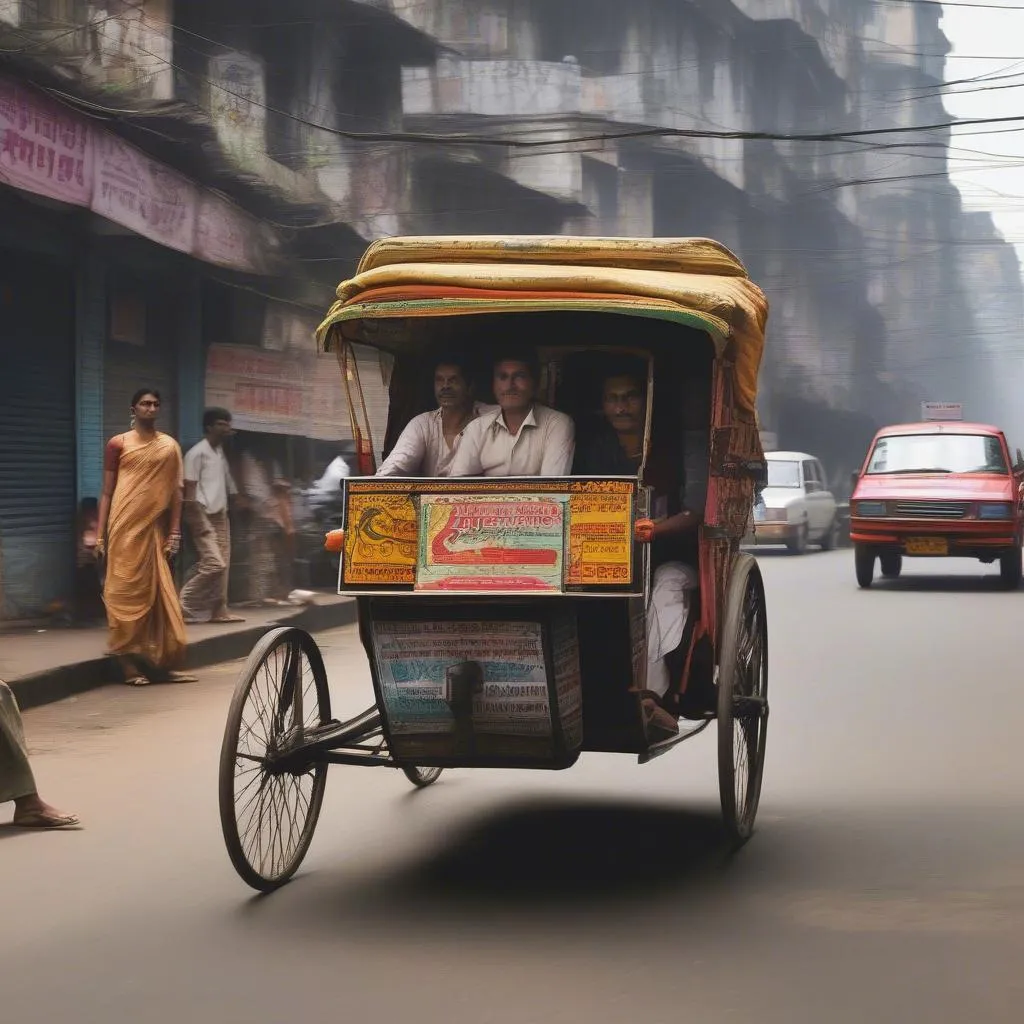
[{"left": 0, "top": 252, "right": 77, "bottom": 619}]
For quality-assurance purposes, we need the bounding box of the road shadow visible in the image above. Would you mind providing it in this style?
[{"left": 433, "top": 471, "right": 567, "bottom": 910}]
[
  {"left": 743, "top": 546, "right": 832, "bottom": 558},
  {"left": 238, "top": 797, "right": 748, "bottom": 935},
  {"left": 867, "top": 574, "right": 1020, "bottom": 594}
]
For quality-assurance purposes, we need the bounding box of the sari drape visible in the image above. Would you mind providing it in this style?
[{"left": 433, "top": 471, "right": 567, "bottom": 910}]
[{"left": 104, "top": 432, "right": 186, "bottom": 669}]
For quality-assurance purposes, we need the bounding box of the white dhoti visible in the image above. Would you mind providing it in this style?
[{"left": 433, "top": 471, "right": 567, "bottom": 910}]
[{"left": 646, "top": 562, "right": 699, "bottom": 698}]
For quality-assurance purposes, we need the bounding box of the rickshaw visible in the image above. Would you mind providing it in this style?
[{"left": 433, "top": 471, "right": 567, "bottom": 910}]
[{"left": 218, "top": 236, "right": 771, "bottom": 893}]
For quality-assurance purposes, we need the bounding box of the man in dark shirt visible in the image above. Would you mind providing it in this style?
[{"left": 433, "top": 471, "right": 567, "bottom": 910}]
[{"left": 574, "top": 367, "right": 706, "bottom": 739}]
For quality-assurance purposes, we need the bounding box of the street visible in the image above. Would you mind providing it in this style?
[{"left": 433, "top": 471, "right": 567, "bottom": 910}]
[{"left": 3, "top": 549, "right": 1024, "bottom": 1023}]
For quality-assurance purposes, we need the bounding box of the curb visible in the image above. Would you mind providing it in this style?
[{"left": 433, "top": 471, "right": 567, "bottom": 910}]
[{"left": 9, "top": 598, "right": 358, "bottom": 712}]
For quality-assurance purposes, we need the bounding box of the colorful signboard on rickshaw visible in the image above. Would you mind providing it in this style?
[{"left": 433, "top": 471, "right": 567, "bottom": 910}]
[
  {"left": 370, "top": 611, "right": 583, "bottom": 760},
  {"left": 340, "top": 478, "right": 639, "bottom": 595},
  {"left": 416, "top": 494, "right": 568, "bottom": 592}
]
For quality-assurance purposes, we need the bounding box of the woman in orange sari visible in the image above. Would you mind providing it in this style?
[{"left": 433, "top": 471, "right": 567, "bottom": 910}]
[{"left": 95, "top": 388, "right": 196, "bottom": 686}]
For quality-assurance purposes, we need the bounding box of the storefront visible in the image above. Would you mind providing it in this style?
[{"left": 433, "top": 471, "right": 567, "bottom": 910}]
[
  {"left": 0, "top": 246, "right": 77, "bottom": 619},
  {"left": 102, "top": 255, "right": 188, "bottom": 445},
  {"left": 203, "top": 298, "right": 390, "bottom": 600}
]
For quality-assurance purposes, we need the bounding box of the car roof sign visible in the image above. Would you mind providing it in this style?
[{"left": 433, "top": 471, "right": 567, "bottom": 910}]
[{"left": 921, "top": 402, "right": 963, "bottom": 421}]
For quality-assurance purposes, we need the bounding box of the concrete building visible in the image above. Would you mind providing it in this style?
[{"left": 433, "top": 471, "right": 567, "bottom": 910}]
[{"left": 0, "top": 0, "right": 1018, "bottom": 616}]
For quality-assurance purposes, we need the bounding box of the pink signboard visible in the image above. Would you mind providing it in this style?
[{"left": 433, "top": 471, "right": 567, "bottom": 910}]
[
  {"left": 92, "top": 131, "right": 196, "bottom": 252},
  {"left": 194, "top": 192, "right": 266, "bottom": 274},
  {"left": 0, "top": 76, "right": 93, "bottom": 206}
]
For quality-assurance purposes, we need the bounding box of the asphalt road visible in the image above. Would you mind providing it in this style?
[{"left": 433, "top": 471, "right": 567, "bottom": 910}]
[{"left": 3, "top": 549, "right": 1024, "bottom": 1023}]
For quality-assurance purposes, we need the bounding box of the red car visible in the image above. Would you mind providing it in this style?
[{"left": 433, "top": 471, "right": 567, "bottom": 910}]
[{"left": 850, "top": 421, "right": 1024, "bottom": 589}]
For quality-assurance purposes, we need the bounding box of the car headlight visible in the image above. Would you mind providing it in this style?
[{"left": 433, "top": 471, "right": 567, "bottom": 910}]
[
  {"left": 856, "top": 501, "right": 887, "bottom": 517},
  {"left": 978, "top": 502, "right": 1014, "bottom": 519}
]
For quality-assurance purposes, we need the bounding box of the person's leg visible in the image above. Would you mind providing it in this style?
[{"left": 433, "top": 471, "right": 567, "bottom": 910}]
[
  {"left": 646, "top": 562, "right": 698, "bottom": 698},
  {"left": 179, "top": 506, "right": 226, "bottom": 623},
  {"left": 210, "top": 512, "right": 243, "bottom": 622},
  {"left": 0, "top": 682, "right": 78, "bottom": 827}
]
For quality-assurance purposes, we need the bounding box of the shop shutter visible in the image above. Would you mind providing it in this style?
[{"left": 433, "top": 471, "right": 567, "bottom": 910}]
[
  {"left": 103, "top": 288, "right": 179, "bottom": 445},
  {"left": 0, "top": 251, "right": 77, "bottom": 619}
]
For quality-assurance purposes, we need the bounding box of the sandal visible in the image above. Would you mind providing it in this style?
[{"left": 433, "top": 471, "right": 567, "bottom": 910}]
[
  {"left": 11, "top": 811, "right": 80, "bottom": 829},
  {"left": 125, "top": 675, "right": 152, "bottom": 687},
  {"left": 165, "top": 671, "right": 199, "bottom": 683}
]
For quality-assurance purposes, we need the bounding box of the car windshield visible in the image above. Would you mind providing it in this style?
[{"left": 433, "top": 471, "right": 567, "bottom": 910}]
[
  {"left": 767, "top": 460, "right": 801, "bottom": 487},
  {"left": 866, "top": 433, "right": 1008, "bottom": 475}
]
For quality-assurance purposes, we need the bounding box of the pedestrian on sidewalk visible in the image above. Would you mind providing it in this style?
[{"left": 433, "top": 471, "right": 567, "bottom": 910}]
[
  {"left": 1, "top": 681, "right": 79, "bottom": 828},
  {"left": 238, "top": 446, "right": 296, "bottom": 607},
  {"left": 95, "top": 388, "right": 195, "bottom": 687},
  {"left": 180, "top": 408, "right": 246, "bottom": 625}
]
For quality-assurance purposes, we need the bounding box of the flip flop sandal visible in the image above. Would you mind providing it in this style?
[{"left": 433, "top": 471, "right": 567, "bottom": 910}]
[
  {"left": 125, "top": 675, "right": 152, "bottom": 687},
  {"left": 12, "top": 812, "right": 81, "bottom": 829},
  {"left": 164, "top": 671, "right": 199, "bottom": 683}
]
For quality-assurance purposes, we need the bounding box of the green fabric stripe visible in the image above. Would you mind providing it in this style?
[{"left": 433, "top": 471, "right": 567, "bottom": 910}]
[{"left": 320, "top": 298, "right": 728, "bottom": 351}]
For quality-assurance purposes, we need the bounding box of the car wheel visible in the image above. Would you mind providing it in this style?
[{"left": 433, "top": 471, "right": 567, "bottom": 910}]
[
  {"left": 820, "top": 515, "right": 839, "bottom": 552},
  {"left": 999, "top": 547, "right": 1022, "bottom": 590},
  {"left": 855, "top": 546, "right": 875, "bottom": 588},
  {"left": 880, "top": 553, "right": 902, "bottom": 579},
  {"left": 786, "top": 523, "right": 809, "bottom": 556}
]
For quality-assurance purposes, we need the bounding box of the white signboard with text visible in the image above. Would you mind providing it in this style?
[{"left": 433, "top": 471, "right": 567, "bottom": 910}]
[{"left": 921, "top": 402, "right": 963, "bottom": 422}]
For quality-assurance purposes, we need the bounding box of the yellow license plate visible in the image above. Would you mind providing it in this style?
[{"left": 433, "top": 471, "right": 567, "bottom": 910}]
[{"left": 905, "top": 537, "right": 948, "bottom": 556}]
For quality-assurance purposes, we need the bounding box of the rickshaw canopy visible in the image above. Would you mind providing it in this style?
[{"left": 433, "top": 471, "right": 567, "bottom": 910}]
[{"left": 315, "top": 236, "right": 769, "bottom": 415}]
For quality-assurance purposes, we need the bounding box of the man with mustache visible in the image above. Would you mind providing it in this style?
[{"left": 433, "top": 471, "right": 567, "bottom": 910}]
[
  {"left": 378, "top": 355, "right": 495, "bottom": 477},
  {"left": 450, "top": 348, "right": 574, "bottom": 477},
  {"left": 574, "top": 363, "right": 707, "bottom": 741}
]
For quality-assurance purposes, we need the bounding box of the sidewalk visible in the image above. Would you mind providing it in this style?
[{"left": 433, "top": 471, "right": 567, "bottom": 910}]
[{"left": 2, "top": 595, "right": 357, "bottom": 711}]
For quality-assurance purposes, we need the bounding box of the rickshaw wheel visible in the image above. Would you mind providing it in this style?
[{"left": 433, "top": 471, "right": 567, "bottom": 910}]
[
  {"left": 218, "top": 627, "right": 331, "bottom": 893},
  {"left": 717, "top": 554, "right": 769, "bottom": 845},
  {"left": 401, "top": 766, "right": 444, "bottom": 788}
]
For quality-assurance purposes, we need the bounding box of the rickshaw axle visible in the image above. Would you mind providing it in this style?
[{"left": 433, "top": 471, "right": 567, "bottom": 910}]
[{"left": 262, "top": 707, "right": 394, "bottom": 775}]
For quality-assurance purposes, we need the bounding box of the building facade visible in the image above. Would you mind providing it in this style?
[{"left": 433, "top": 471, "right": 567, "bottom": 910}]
[{"left": 0, "top": 0, "right": 1018, "bottom": 616}]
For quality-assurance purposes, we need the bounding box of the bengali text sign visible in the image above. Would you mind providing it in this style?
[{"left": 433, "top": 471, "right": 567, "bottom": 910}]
[
  {"left": 567, "top": 491, "right": 633, "bottom": 585},
  {"left": 0, "top": 76, "right": 92, "bottom": 205},
  {"left": 93, "top": 132, "right": 196, "bottom": 252},
  {"left": 371, "top": 620, "right": 553, "bottom": 739},
  {"left": 416, "top": 494, "right": 567, "bottom": 592}
]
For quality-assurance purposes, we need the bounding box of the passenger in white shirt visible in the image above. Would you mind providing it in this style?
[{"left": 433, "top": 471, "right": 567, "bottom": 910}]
[
  {"left": 450, "top": 349, "right": 575, "bottom": 478},
  {"left": 378, "top": 356, "right": 496, "bottom": 477}
]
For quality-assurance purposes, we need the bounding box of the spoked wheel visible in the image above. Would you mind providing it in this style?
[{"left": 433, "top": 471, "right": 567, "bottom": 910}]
[
  {"left": 219, "top": 627, "right": 332, "bottom": 892},
  {"left": 717, "top": 554, "right": 769, "bottom": 845},
  {"left": 401, "top": 766, "right": 444, "bottom": 788}
]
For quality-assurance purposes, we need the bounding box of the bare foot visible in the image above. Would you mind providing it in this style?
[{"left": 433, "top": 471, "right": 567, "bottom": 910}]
[{"left": 12, "top": 794, "right": 80, "bottom": 828}]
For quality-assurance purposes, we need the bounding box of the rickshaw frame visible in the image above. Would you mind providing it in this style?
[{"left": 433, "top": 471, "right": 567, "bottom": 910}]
[{"left": 218, "top": 236, "right": 771, "bottom": 893}]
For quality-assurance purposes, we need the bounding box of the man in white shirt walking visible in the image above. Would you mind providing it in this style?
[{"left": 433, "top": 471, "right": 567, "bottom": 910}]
[
  {"left": 378, "top": 355, "right": 495, "bottom": 477},
  {"left": 180, "top": 407, "right": 244, "bottom": 624},
  {"left": 450, "top": 348, "right": 574, "bottom": 477}
]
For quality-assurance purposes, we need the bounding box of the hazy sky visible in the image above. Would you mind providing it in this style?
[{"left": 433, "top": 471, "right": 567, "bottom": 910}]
[{"left": 942, "top": 0, "right": 1024, "bottom": 248}]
